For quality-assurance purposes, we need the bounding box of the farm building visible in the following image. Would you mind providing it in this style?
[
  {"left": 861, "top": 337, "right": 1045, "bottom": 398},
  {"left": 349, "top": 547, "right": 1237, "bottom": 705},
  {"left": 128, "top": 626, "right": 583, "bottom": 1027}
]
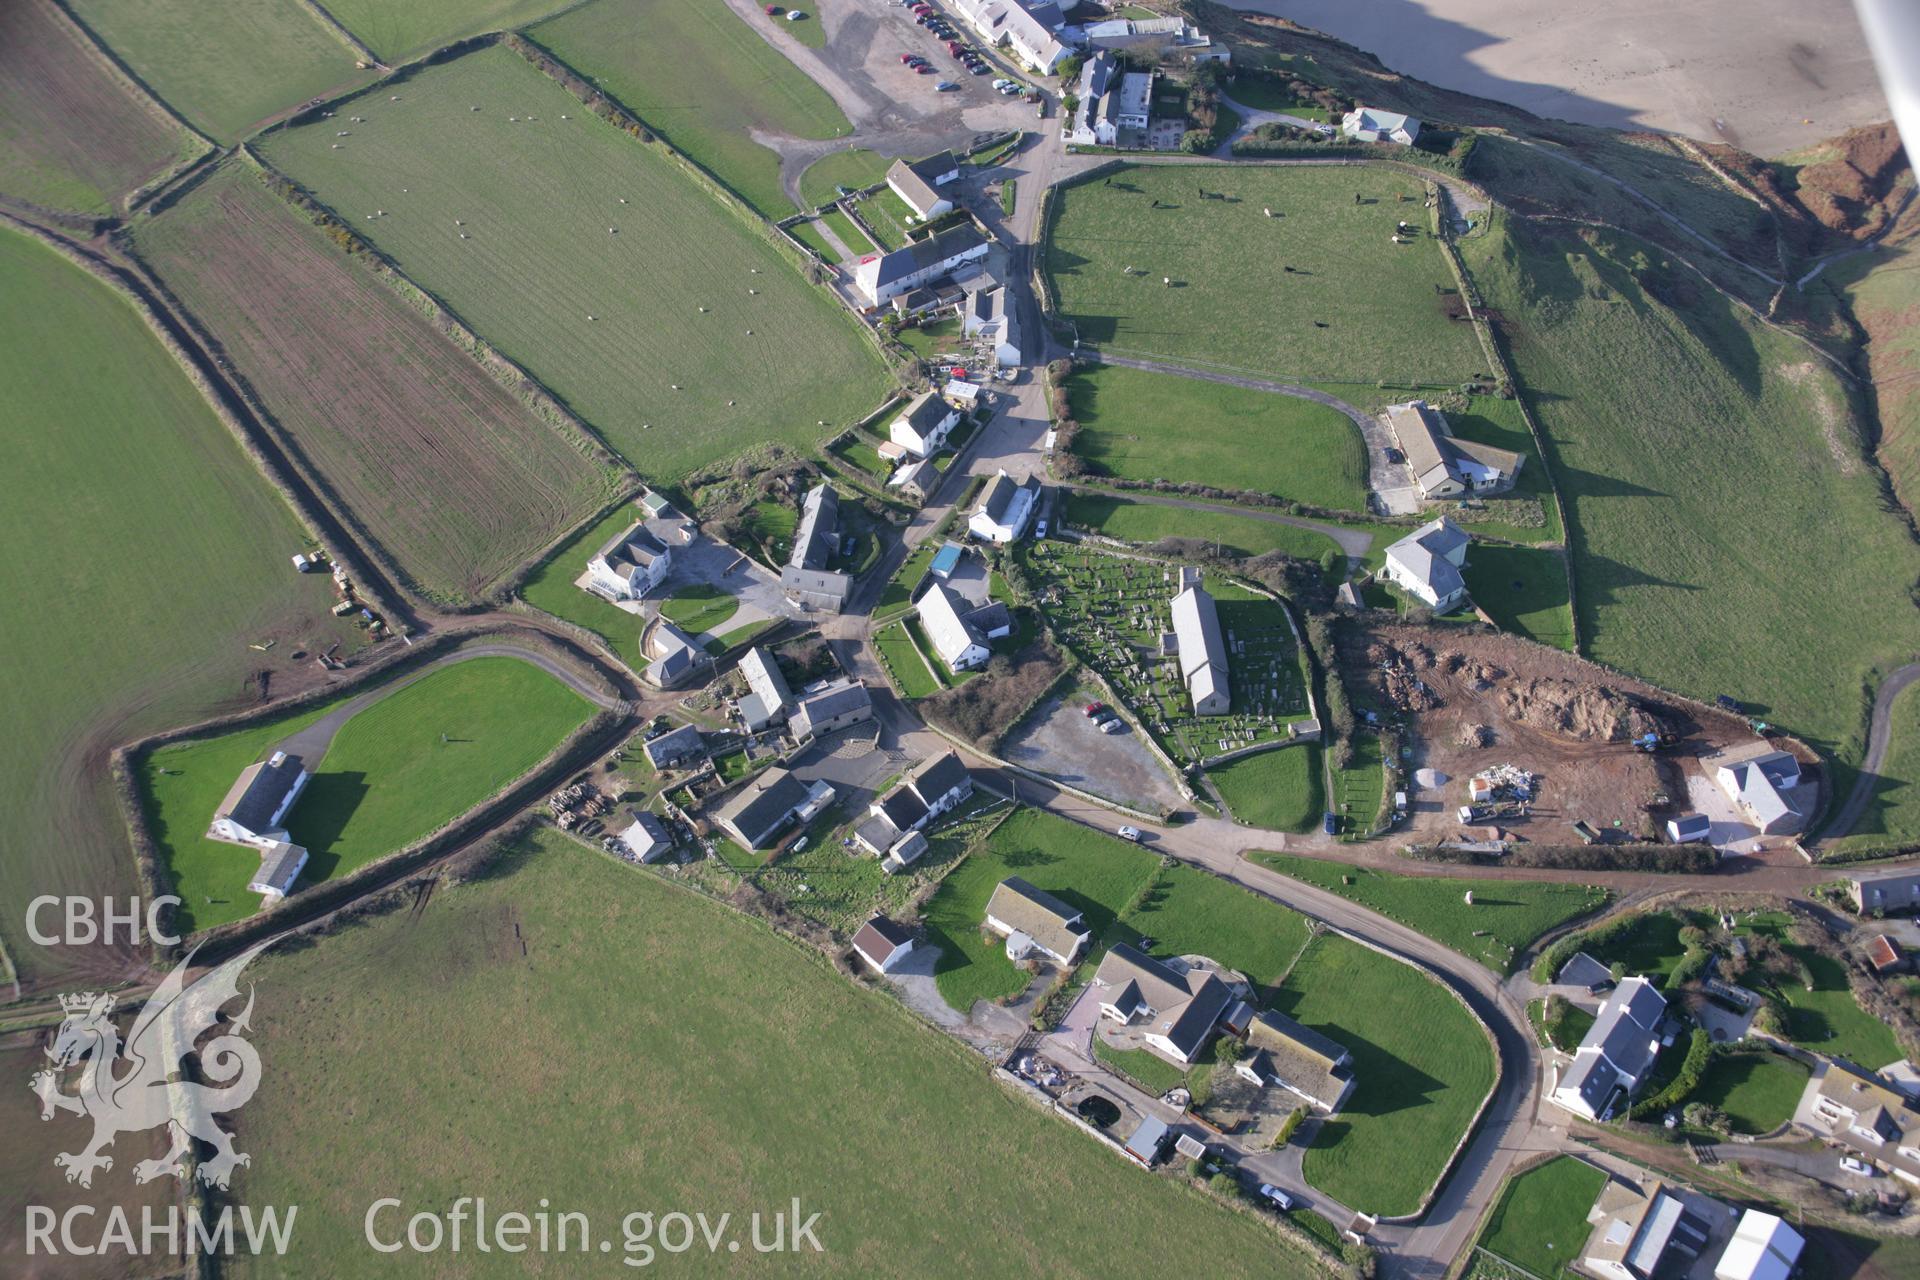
[
  {"left": 1090, "top": 942, "right": 1233, "bottom": 1065},
  {"left": 781, "top": 485, "right": 853, "bottom": 613},
  {"left": 1792, "top": 1058, "right": 1920, "bottom": 1184},
  {"left": 1169, "top": 582, "right": 1230, "bottom": 716},
  {"left": 959, "top": 285, "right": 1022, "bottom": 366},
  {"left": 886, "top": 157, "right": 956, "bottom": 221},
  {"left": 713, "top": 767, "right": 835, "bottom": 851},
  {"left": 1385, "top": 401, "right": 1524, "bottom": 500},
  {"left": 852, "top": 915, "right": 917, "bottom": 973},
  {"left": 984, "top": 876, "right": 1090, "bottom": 965},
  {"left": 1578, "top": 1177, "right": 1716, "bottom": 1280},
  {"left": 1710, "top": 746, "right": 1808, "bottom": 835},
  {"left": 1851, "top": 865, "right": 1920, "bottom": 915},
  {"left": 1381, "top": 517, "right": 1471, "bottom": 611},
  {"left": 1341, "top": 106, "right": 1421, "bottom": 145},
  {"left": 736, "top": 646, "right": 796, "bottom": 733},
  {"left": 642, "top": 722, "right": 708, "bottom": 770},
  {"left": 1665, "top": 812, "right": 1712, "bottom": 844},
  {"left": 951, "top": 0, "right": 1070, "bottom": 73},
  {"left": 247, "top": 841, "right": 308, "bottom": 900},
  {"left": 1548, "top": 976, "right": 1667, "bottom": 1121},
  {"left": 1239, "top": 1008, "right": 1355, "bottom": 1115},
  {"left": 640, "top": 617, "right": 713, "bottom": 689},
  {"left": 1713, "top": 1211, "right": 1803, "bottom": 1280},
  {"left": 209, "top": 750, "right": 309, "bottom": 847},
  {"left": 617, "top": 809, "right": 673, "bottom": 863},
  {"left": 1072, "top": 15, "right": 1227, "bottom": 62},
  {"left": 916, "top": 582, "right": 992, "bottom": 672},
  {"left": 891, "top": 279, "right": 967, "bottom": 320},
  {"left": 968, "top": 469, "right": 1041, "bottom": 544},
  {"left": 788, "top": 679, "right": 874, "bottom": 742},
  {"left": 586, "top": 521, "right": 673, "bottom": 601},
  {"left": 891, "top": 389, "right": 961, "bottom": 458},
  {"left": 853, "top": 223, "right": 990, "bottom": 306}
]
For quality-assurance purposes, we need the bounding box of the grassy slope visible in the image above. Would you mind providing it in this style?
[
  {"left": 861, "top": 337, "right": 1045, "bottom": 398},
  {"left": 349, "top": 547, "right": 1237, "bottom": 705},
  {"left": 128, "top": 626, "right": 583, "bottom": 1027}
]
[
  {"left": 1833, "top": 658, "right": 1920, "bottom": 850},
  {"left": 0, "top": 225, "right": 352, "bottom": 980},
  {"left": 0, "top": 0, "right": 201, "bottom": 214},
  {"left": 1251, "top": 853, "right": 1609, "bottom": 974},
  {"left": 532, "top": 0, "right": 851, "bottom": 219},
  {"left": 1046, "top": 163, "right": 1485, "bottom": 384},
  {"left": 1276, "top": 934, "right": 1496, "bottom": 1216},
  {"left": 1065, "top": 492, "right": 1343, "bottom": 561},
  {"left": 1691, "top": 1052, "right": 1809, "bottom": 1134},
  {"left": 519, "top": 501, "right": 646, "bottom": 660},
  {"left": 1461, "top": 542, "right": 1575, "bottom": 651},
  {"left": 1210, "top": 747, "right": 1323, "bottom": 833},
  {"left": 68, "top": 0, "right": 372, "bottom": 143},
  {"left": 133, "top": 162, "right": 615, "bottom": 603},
  {"left": 1065, "top": 364, "right": 1368, "bottom": 511},
  {"left": 1476, "top": 1156, "right": 1608, "bottom": 1278},
  {"left": 145, "top": 657, "right": 591, "bottom": 929},
  {"left": 922, "top": 808, "right": 1157, "bottom": 1010},
  {"left": 1461, "top": 215, "right": 1920, "bottom": 771},
  {"left": 260, "top": 46, "right": 887, "bottom": 481},
  {"left": 320, "top": 0, "right": 575, "bottom": 62},
  {"left": 227, "top": 829, "right": 1312, "bottom": 1276},
  {"left": 1817, "top": 239, "right": 1920, "bottom": 518}
]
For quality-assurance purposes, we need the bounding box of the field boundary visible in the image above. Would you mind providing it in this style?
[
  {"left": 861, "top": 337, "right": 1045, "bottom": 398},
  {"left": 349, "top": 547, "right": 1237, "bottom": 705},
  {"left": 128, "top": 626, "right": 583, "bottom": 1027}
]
[{"left": 295, "top": 0, "right": 386, "bottom": 70}]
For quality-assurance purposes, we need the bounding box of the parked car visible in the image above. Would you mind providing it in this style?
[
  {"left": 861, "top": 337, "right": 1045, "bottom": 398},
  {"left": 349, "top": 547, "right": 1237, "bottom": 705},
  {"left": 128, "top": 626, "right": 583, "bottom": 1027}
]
[
  {"left": 1100, "top": 718, "right": 1125, "bottom": 735},
  {"left": 936, "top": 81, "right": 958, "bottom": 91},
  {"left": 1257, "top": 1184, "right": 1295, "bottom": 1211},
  {"left": 1322, "top": 812, "right": 1338, "bottom": 835},
  {"left": 1117, "top": 826, "right": 1142, "bottom": 842},
  {"left": 916, "top": 63, "right": 935, "bottom": 73},
  {"left": 992, "top": 78, "right": 1012, "bottom": 89},
  {"left": 1083, "top": 701, "right": 1105, "bottom": 717},
  {"left": 969, "top": 64, "right": 990, "bottom": 75},
  {"left": 900, "top": 52, "right": 918, "bottom": 63},
  {"left": 765, "top": 3, "right": 782, "bottom": 12},
  {"left": 1840, "top": 1157, "right": 1877, "bottom": 1177},
  {"left": 1384, "top": 446, "right": 1403, "bottom": 463}
]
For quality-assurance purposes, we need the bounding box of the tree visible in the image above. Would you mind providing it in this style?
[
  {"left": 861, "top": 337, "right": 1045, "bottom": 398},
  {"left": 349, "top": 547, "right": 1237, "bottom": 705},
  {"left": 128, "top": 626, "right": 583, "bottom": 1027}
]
[
  {"left": 1609, "top": 960, "right": 1628, "bottom": 983},
  {"left": 1057, "top": 54, "right": 1084, "bottom": 83}
]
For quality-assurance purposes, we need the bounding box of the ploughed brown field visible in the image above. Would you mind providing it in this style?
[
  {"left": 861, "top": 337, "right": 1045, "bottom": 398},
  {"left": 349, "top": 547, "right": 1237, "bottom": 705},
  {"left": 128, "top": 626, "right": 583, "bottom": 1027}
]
[{"left": 133, "top": 162, "right": 620, "bottom": 603}]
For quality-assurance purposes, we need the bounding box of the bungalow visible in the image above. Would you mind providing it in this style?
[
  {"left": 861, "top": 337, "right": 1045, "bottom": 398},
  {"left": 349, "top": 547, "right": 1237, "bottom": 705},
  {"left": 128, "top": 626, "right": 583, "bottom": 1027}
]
[
  {"left": 617, "top": 809, "right": 673, "bottom": 863},
  {"left": 967, "top": 469, "right": 1041, "bottom": 544},
  {"left": 1385, "top": 401, "right": 1524, "bottom": 499},
  {"left": 1381, "top": 517, "right": 1471, "bottom": 611},
  {"left": 1090, "top": 943, "right": 1233, "bottom": 1064},
  {"left": 641, "top": 722, "right": 707, "bottom": 771},
  {"left": 788, "top": 679, "right": 874, "bottom": 742},
  {"left": 886, "top": 154, "right": 957, "bottom": 220},
  {"left": 1238, "top": 1009, "right": 1356, "bottom": 1115},
  {"left": 246, "top": 841, "right": 307, "bottom": 901},
  {"left": 1170, "top": 583, "right": 1229, "bottom": 716},
  {"left": 853, "top": 223, "right": 990, "bottom": 307},
  {"left": 1549, "top": 976, "right": 1668, "bottom": 1120},
  {"left": 735, "top": 646, "right": 795, "bottom": 733},
  {"left": 984, "top": 876, "right": 1089, "bottom": 965},
  {"left": 1713, "top": 1211, "right": 1804, "bottom": 1280},
  {"left": 1341, "top": 106, "right": 1421, "bottom": 145},
  {"left": 209, "top": 750, "right": 309, "bottom": 848},
  {"left": 713, "top": 767, "right": 835, "bottom": 851},
  {"left": 1579, "top": 1177, "right": 1714, "bottom": 1280},
  {"left": 852, "top": 915, "right": 916, "bottom": 973},
  {"left": 1792, "top": 1057, "right": 1920, "bottom": 1184},
  {"left": 915, "top": 582, "right": 991, "bottom": 672},
  {"left": 1851, "top": 865, "right": 1920, "bottom": 916},
  {"left": 1712, "top": 747, "right": 1806, "bottom": 835},
  {"left": 891, "top": 389, "right": 961, "bottom": 458},
  {"left": 585, "top": 522, "right": 672, "bottom": 601},
  {"left": 1666, "top": 812, "right": 1712, "bottom": 844},
  {"left": 959, "top": 286, "right": 1022, "bottom": 367},
  {"left": 781, "top": 484, "right": 852, "bottom": 612}
]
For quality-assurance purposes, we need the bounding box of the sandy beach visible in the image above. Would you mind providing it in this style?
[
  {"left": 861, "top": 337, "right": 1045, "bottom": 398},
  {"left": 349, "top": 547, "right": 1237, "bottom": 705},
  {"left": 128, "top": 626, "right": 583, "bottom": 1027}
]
[{"left": 1223, "top": 0, "right": 1889, "bottom": 157}]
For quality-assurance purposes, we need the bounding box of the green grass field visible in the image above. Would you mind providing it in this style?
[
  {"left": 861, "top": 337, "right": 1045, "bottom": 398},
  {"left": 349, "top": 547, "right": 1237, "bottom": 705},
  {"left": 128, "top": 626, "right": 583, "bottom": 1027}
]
[
  {"left": 1065, "top": 493, "right": 1344, "bottom": 562},
  {"left": 0, "top": 225, "right": 355, "bottom": 982},
  {"left": 1064, "top": 364, "right": 1368, "bottom": 511},
  {"left": 658, "top": 583, "right": 739, "bottom": 635},
  {"left": 800, "top": 148, "right": 891, "bottom": 207},
  {"left": 1580, "top": 910, "right": 1691, "bottom": 984},
  {"left": 1277, "top": 933, "right": 1496, "bottom": 1216},
  {"left": 1046, "top": 164, "right": 1486, "bottom": 385},
  {"left": 260, "top": 46, "right": 887, "bottom": 481},
  {"left": 1112, "top": 862, "right": 1311, "bottom": 1000},
  {"left": 1252, "top": 853, "right": 1610, "bottom": 974},
  {"left": 320, "top": 0, "right": 574, "bottom": 63},
  {"left": 874, "top": 622, "right": 941, "bottom": 698},
  {"left": 519, "top": 501, "right": 648, "bottom": 660},
  {"left": 1476, "top": 1156, "right": 1608, "bottom": 1279},
  {"left": 1210, "top": 747, "right": 1323, "bottom": 832},
  {"left": 143, "top": 655, "right": 593, "bottom": 930},
  {"left": 1460, "top": 215, "right": 1920, "bottom": 773},
  {"left": 1461, "top": 543, "right": 1575, "bottom": 651},
  {"left": 1690, "top": 1052, "right": 1809, "bottom": 1134},
  {"left": 1833, "top": 677, "right": 1920, "bottom": 849},
  {"left": 68, "top": 0, "right": 372, "bottom": 143},
  {"left": 532, "top": 0, "right": 851, "bottom": 218},
  {"left": 223, "top": 829, "right": 1315, "bottom": 1276},
  {"left": 1331, "top": 733, "right": 1385, "bottom": 835},
  {"left": 922, "top": 808, "right": 1157, "bottom": 1010}
]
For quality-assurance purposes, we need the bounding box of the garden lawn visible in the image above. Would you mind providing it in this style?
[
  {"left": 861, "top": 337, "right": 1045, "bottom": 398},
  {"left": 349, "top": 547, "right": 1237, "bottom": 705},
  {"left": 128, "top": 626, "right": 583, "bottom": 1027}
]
[
  {"left": 1447, "top": 395, "right": 1563, "bottom": 543},
  {"left": 144, "top": 656, "right": 592, "bottom": 928},
  {"left": 0, "top": 226, "right": 354, "bottom": 982},
  {"left": 1691, "top": 1052, "right": 1809, "bottom": 1134},
  {"left": 1066, "top": 493, "right": 1343, "bottom": 562},
  {"left": 1461, "top": 543, "right": 1575, "bottom": 651},
  {"left": 1064, "top": 364, "right": 1367, "bottom": 511},
  {"left": 1275, "top": 934, "right": 1496, "bottom": 1216},
  {"left": 875, "top": 622, "right": 941, "bottom": 698},
  {"left": 1582, "top": 911, "right": 1692, "bottom": 985},
  {"left": 1046, "top": 164, "right": 1485, "bottom": 385},
  {"left": 260, "top": 45, "right": 886, "bottom": 480},
  {"left": 519, "top": 502, "right": 647, "bottom": 661},
  {"left": 1210, "top": 747, "right": 1323, "bottom": 833},
  {"left": 787, "top": 219, "right": 839, "bottom": 261},
  {"left": 224, "top": 828, "right": 1313, "bottom": 1276},
  {"left": 1731, "top": 913, "right": 1904, "bottom": 1068},
  {"left": 876, "top": 541, "right": 938, "bottom": 617},
  {"left": 1112, "top": 862, "right": 1311, "bottom": 1000},
  {"left": 1331, "top": 732, "right": 1385, "bottom": 835},
  {"left": 822, "top": 207, "right": 875, "bottom": 254},
  {"left": 1476, "top": 1156, "right": 1608, "bottom": 1279},
  {"left": 532, "top": 0, "right": 851, "bottom": 219},
  {"left": 1460, "top": 214, "right": 1920, "bottom": 775},
  {"left": 800, "top": 148, "right": 891, "bottom": 207},
  {"left": 1252, "top": 853, "right": 1609, "bottom": 974},
  {"left": 320, "top": 0, "right": 575, "bottom": 63},
  {"left": 68, "top": 0, "right": 372, "bottom": 142},
  {"left": 658, "top": 583, "right": 739, "bottom": 636},
  {"left": 898, "top": 317, "right": 964, "bottom": 359},
  {"left": 922, "top": 808, "right": 1157, "bottom": 1010}
]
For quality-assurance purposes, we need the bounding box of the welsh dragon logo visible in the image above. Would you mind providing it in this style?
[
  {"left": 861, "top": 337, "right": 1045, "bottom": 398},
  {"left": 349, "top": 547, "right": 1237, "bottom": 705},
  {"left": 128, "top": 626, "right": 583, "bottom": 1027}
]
[{"left": 30, "top": 941, "right": 272, "bottom": 1190}]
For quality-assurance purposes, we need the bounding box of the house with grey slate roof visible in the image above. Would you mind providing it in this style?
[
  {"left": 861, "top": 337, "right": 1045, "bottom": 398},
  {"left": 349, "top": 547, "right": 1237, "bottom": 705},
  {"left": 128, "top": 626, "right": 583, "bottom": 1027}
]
[
  {"left": 1381, "top": 517, "right": 1471, "bottom": 611},
  {"left": 1549, "top": 976, "right": 1668, "bottom": 1120}
]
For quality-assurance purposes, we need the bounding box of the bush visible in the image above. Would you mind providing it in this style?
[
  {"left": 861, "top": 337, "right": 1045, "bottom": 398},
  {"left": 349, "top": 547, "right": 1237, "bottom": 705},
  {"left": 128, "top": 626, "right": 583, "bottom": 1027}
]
[
  {"left": 1207, "top": 1172, "right": 1241, "bottom": 1200},
  {"left": 1630, "top": 1028, "right": 1713, "bottom": 1119},
  {"left": 1274, "top": 1106, "right": 1305, "bottom": 1147}
]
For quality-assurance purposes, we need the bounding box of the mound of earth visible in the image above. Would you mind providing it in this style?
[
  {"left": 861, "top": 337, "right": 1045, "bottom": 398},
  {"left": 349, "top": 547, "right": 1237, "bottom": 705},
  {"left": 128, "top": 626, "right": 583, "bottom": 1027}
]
[{"left": 1496, "top": 677, "right": 1667, "bottom": 743}]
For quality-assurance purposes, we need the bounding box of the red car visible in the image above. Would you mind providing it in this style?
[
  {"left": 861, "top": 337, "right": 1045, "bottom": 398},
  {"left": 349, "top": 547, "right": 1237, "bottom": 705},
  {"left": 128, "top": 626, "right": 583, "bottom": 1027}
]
[
  {"left": 915, "top": 63, "right": 935, "bottom": 73},
  {"left": 765, "top": 3, "right": 781, "bottom": 12},
  {"left": 1084, "top": 701, "right": 1105, "bottom": 718},
  {"left": 899, "top": 52, "right": 917, "bottom": 63}
]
